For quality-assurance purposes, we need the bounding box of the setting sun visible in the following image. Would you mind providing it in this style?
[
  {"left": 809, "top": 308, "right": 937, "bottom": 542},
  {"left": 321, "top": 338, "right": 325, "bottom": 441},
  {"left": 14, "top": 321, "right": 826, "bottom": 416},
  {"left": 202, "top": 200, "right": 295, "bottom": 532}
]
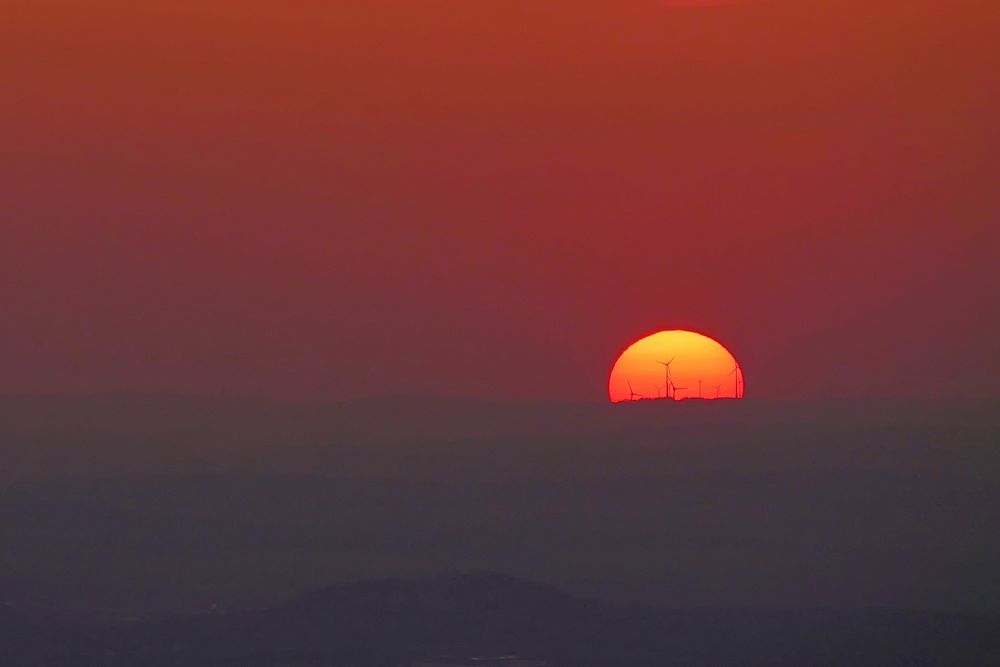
[{"left": 609, "top": 330, "right": 744, "bottom": 403}]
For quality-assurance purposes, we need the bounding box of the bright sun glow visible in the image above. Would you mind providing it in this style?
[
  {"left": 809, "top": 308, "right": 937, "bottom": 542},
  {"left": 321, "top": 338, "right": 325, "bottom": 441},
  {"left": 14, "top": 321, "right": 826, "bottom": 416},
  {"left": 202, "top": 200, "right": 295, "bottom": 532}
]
[{"left": 609, "top": 330, "right": 744, "bottom": 403}]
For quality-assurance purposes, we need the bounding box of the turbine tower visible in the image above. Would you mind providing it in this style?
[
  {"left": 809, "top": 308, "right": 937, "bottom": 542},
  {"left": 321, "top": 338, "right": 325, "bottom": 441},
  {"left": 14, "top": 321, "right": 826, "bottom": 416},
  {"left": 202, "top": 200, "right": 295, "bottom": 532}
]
[
  {"left": 728, "top": 363, "right": 743, "bottom": 399},
  {"left": 713, "top": 384, "right": 722, "bottom": 399},
  {"left": 656, "top": 357, "right": 677, "bottom": 399},
  {"left": 627, "top": 379, "right": 645, "bottom": 402}
]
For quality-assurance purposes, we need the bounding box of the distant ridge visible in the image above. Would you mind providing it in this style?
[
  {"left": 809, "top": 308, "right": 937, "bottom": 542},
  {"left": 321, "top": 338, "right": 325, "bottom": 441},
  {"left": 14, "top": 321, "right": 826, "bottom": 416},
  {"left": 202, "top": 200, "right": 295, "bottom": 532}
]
[{"left": 3, "top": 572, "right": 1000, "bottom": 666}]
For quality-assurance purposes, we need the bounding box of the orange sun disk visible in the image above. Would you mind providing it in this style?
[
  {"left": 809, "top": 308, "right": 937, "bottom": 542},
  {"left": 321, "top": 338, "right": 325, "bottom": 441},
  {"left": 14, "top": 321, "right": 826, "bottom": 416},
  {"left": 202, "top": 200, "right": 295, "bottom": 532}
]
[{"left": 609, "top": 330, "right": 744, "bottom": 403}]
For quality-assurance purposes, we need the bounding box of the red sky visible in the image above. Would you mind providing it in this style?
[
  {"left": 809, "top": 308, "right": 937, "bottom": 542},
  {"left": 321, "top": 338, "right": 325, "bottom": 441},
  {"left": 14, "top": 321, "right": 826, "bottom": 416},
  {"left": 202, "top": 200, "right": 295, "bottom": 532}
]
[{"left": 2, "top": 0, "right": 998, "bottom": 401}]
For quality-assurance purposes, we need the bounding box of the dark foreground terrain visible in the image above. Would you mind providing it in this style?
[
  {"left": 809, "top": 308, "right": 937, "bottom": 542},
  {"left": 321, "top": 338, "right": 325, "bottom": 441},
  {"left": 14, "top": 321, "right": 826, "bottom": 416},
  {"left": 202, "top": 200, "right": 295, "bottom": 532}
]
[
  {"left": 2, "top": 395, "right": 998, "bottom": 615},
  {"left": 4, "top": 572, "right": 1000, "bottom": 666},
  {"left": 0, "top": 395, "right": 997, "bottom": 664}
]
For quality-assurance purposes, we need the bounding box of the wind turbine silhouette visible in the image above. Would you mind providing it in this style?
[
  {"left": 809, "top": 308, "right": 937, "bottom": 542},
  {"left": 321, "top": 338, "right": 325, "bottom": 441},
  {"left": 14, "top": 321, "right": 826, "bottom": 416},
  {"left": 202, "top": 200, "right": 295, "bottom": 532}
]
[
  {"left": 656, "top": 357, "right": 677, "bottom": 398},
  {"left": 728, "top": 363, "right": 743, "bottom": 398},
  {"left": 654, "top": 385, "right": 666, "bottom": 398},
  {"left": 627, "top": 379, "right": 645, "bottom": 402},
  {"left": 671, "top": 384, "right": 688, "bottom": 400},
  {"left": 698, "top": 378, "right": 703, "bottom": 399},
  {"left": 713, "top": 384, "right": 722, "bottom": 399}
]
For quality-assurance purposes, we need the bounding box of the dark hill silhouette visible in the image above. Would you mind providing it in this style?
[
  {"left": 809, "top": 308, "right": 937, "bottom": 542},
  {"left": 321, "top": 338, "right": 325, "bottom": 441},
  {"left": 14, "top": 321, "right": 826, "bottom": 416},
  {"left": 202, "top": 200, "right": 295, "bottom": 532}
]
[
  {"left": 4, "top": 573, "right": 1000, "bottom": 666},
  {"left": 98, "top": 573, "right": 614, "bottom": 666}
]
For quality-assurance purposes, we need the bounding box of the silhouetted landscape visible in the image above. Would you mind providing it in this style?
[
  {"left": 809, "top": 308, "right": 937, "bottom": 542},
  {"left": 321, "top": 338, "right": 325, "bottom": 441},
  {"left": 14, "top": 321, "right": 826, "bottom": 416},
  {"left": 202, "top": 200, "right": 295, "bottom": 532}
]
[
  {"left": 5, "top": 571, "right": 1000, "bottom": 666},
  {"left": 1, "top": 395, "right": 998, "bottom": 664}
]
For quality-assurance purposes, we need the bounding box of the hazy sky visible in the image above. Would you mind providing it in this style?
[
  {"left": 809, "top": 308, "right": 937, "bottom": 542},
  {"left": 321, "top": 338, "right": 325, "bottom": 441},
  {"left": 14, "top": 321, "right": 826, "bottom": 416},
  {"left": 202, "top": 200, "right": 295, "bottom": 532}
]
[{"left": 2, "top": 0, "right": 997, "bottom": 400}]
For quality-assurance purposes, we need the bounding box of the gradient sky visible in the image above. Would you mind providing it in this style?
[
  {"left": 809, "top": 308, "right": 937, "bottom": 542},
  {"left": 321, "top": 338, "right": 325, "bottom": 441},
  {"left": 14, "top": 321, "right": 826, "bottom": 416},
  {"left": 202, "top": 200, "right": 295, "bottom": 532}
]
[{"left": 2, "top": 0, "right": 998, "bottom": 401}]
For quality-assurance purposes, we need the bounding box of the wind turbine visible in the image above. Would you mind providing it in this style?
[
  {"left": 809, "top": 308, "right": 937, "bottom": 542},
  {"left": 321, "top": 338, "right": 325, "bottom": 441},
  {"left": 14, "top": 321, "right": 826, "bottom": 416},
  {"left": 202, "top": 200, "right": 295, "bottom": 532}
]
[
  {"left": 670, "top": 383, "right": 688, "bottom": 400},
  {"left": 713, "top": 384, "right": 722, "bottom": 399},
  {"left": 627, "top": 379, "right": 645, "bottom": 402},
  {"left": 698, "top": 378, "right": 703, "bottom": 399},
  {"left": 728, "top": 363, "right": 743, "bottom": 399},
  {"left": 654, "top": 385, "right": 666, "bottom": 398},
  {"left": 668, "top": 377, "right": 683, "bottom": 400},
  {"left": 656, "top": 357, "right": 677, "bottom": 398}
]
